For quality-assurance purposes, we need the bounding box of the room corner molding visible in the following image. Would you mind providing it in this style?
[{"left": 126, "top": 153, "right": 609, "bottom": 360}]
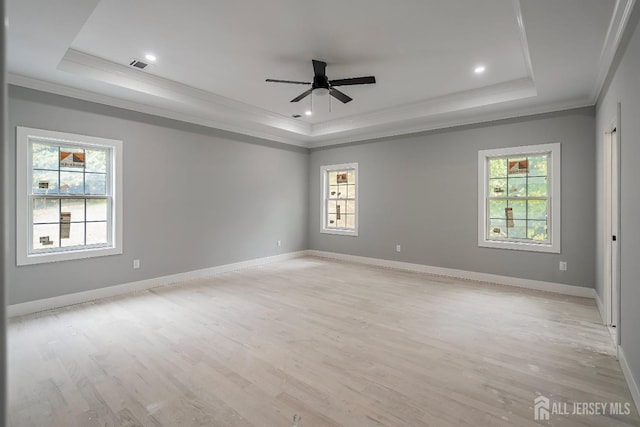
[
  {"left": 7, "top": 250, "right": 308, "bottom": 317},
  {"left": 7, "top": 73, "right": 310, "bottom": 148},
  {"left": 307, "top": 250, "right": 596, "bottom": 299},
  {"left": 591, "top": 0, "right": 638, "bottom": 102},
  {"left": 595, "top": 291, "right": 607, "bottom": 324},
  {"left": 618, "top": 345, "right": 640, "bottom": 417}
]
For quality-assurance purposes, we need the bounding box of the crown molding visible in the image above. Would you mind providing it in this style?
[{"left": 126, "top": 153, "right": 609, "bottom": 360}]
[
  {"left": 512, "top": 0, "right": 536, "bottom": 83},
  {"left": 8, "top": 73, "right": 310, "bottom": 148},
  {"left": 591, "top": 0, "right": 637, "bottom": 102},
  {"left": 308, "top": 97, "right": 593, "bottom": 149}
]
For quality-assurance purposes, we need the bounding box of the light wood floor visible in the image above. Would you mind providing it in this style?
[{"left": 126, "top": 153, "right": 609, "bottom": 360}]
[{"left": 8, "top": 257, "right": 640, "bottom": 426}]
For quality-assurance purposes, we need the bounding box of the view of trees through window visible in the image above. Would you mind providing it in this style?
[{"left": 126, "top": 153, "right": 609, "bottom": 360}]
[
  {"left": 30, "top": 142, "right": 110, "bottom": 251},
  {"left": 487, "top": 154, "right": 549, "bottom": 243},
  {"left": 325, "top": 169, "right": 356, "bottom": 230}
]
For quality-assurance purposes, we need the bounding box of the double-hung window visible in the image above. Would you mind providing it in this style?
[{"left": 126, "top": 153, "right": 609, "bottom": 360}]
[
  {"left": 478, "top": 143, "right": 560, "bottom": 253},
  {"left": 16, "top": 127, "right": 123, "bottom": 265},
  {"left": 321, "top": 163, "right": 358, "bottom": 236}
]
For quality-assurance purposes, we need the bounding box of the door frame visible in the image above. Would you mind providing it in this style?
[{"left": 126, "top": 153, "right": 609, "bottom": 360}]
[{"left": 603, "top": 105, "right": 621, "bottom": 347}]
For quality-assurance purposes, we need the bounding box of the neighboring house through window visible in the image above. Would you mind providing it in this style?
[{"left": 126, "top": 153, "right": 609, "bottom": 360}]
[
  {"left": 16, "top": 127, "right": 123, "bottom": 265},
  {"left": 321, "top": 163, "right": 358, "bottom": 236},
  {"left": 478, "top": 143, "right": 560, "bottom": 253}
]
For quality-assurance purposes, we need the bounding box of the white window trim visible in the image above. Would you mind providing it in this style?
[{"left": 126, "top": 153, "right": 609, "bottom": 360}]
[
  {"left": 16, "top": 127, "right": 123, "bottom": 266},
  {"left": 320, "top": 162, "right": 359, "bottom": 237},
  {"left": 477, "top": 143, "right": 561, "bottom": 253}
]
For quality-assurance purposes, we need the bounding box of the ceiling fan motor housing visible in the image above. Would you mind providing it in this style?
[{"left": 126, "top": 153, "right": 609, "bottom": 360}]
[{"left": 313, "top": 74, "right": 330, "bottom": 90}]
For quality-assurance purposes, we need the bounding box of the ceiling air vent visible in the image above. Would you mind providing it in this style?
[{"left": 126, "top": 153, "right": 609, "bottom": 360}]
[{"left": 129, "top": 59, "right": 149, "bottom": 70}]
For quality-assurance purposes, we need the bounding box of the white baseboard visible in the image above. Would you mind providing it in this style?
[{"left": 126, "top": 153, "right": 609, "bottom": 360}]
[
  {"left": 307, "top": 250, "right": 596, "bottom": 299},
  {"left": 8, "top": 251, "right": 307, "bottom": 317},
  {"left": 618, "top": 346, "right": 640, "bottom": 417},
  {"left": 595, "top": 291, "right": 606, "bottom": 324}
]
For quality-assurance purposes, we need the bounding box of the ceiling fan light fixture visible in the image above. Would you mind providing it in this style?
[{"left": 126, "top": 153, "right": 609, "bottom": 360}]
[{"left": 314, "top": 87, "right": 330, "bottom": 96}]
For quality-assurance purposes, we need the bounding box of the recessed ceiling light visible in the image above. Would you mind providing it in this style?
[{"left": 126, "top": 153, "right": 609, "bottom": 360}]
[
  {"left": 305, "top": 110, "right": 312, "bottom": 116},
  {"left": 474, "top": 65, "right": 486, "bottom": 74},
  {"left": 145, "top": 53, "right": 157, "bottom": 62}
]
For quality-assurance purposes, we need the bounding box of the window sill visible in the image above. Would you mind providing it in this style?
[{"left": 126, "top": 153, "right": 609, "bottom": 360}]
[
  {"left": 321, "top": 229, "right": 359, "bottom": 237},
  {"left": 17, "top": 246, "right": 123, "bottom": 266},
  {"left": 479, "top": 239, "right": 559, "bottom": 254}
]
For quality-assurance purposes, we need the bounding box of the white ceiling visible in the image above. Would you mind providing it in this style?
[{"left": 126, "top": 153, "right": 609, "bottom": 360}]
[{"left": 7, "top": 0, "right": 634, "bottom": 147}]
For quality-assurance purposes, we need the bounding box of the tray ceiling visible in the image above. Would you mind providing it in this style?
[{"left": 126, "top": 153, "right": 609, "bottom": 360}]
[{"left": 7, "top": 0, "right": 631, "bottom": 147}]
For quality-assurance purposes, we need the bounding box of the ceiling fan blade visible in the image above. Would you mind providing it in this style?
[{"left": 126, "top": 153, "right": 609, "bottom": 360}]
[
  {"left": 291, "top": 89, "right": 313, "bottom": 102},
  {"left": 266, "top": 79, "right": 311, "bottom": 85},
  {"left": 330, "top": 88, "right": 353, "bottom": 103},
  {"left": 312, "top": 60, "right": 327, "bottom": 77},
  {"left": 330, "top": 76, "right": 376, "bottom": 86}
]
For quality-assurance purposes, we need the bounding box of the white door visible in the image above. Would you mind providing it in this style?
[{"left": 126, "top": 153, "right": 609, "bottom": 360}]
[
  {"left": 610, "top": 128, "right": 619, "bottom": 330},
  {"left": 605, "top": 125, "right": 620, "bottom": 334}
]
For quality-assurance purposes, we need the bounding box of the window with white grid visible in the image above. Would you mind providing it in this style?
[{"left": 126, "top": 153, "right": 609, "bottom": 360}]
[
  {"left": 321, "top": 163, "right": 358, "bottom": 236},
  {"left": 17, "top": 127, "right": 123, "bottom": 265},
  {"left": 478, "top": 143, "right": 560, "bottom": 253}
]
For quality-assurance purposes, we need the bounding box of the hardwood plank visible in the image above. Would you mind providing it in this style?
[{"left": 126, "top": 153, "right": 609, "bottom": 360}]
[{"left": 8, "top": 257, "right": 640, "bottom": 426}]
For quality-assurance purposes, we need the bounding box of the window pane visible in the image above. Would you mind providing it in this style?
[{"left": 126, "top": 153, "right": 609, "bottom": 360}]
[
  {"left": 488, "top": 219, "right": 507, "bottom": 239},
  {"left": 87, "top": 199, "right": 108, "bottom": 221},
  {"left": 33, "top": 224, "right": 60, "bottom": 250},
  {"left": 60, "top": 171, "right": 84, "bottom": 194},
  {"left": 61, "top": 223, "right": 85, "bottom": 247},
  {"left": 86, "top": 221, "right": 108, "bottom": 245},
  {"left": 508, "top": 200, "right": 526, "bottom": 219},
  {"left": 59, "top": 147, "right": 85, "bottom": 171},
  {"left": 60, "top": 199, "right": 85, "bottom": 222},
  {"left": 528, "top": 155, "right": 548, "bottom": 176},
  {"left": 528, "top": 200, "right": 548, "bottom": 220},
  {"left": 346, "top": 200, "right": 356, "bottom": 215},
  {"left": 86, "top": 173, "right": 107, "bottom": 195},
  {"left": 334, "top": 214, "right": 346, "bottom": 228},
  {"left": 32, "top": 143, "right": 58, "bottom": 170},
  {"left": 527, "top": 220, "right": 548, "bottom": 242},
  {"left": 508, "top": 219, "right": 527, "bottom": 239},
  {"left": 329, "top": 185, "right": 340, "bottom": 198},
  {"left": 85, "top": 149, "right": 107, "bottom": 173},
  {"left": 32, "top": 198, "right": 59, "bottom": 223},
  {"left": 506, "top": 177, "right": 526, "bottom": 197},
  {"left": 347, "top": 170, "right": 356, "bottom": 184},
  {"left": 335, "top": 200, "right": 347, "bottom": 218},
  {"left": 326, "top": 213, "right": 337, "bottom": 228},
  {"left": 345, "top": 214, "right": 355, "bottom": 229},
  {"left": 489, "top": 199, "right": 507, "bottom": 219},
  {"left": 489, "top": 178, "right": 506, "bottom": 197},
  {"left": 344, "top": 184, "right": 354, "bottom": 199},
  {"left": 507, "top": 158, "right": 529, "bottom": 175},
  {"left": 33, "top": 170, "right": 59, "bottom": 194},
  {"left": 327, "top": 200, "right": 337, "bottom": 215},
  {"left": 489, "top": 158, "right": 507, "bottom": 178},
  {"left": 528, "top": 177, "right": 548, "bottom": 197},
  {"left": 328, "top": 171, "right": 338, "bottom": 185},
  {"left": 337, "top": 184, "right": 348, "bottom": 199}
]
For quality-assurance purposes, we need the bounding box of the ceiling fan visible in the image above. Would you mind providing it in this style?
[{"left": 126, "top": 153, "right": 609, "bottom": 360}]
[{"left": 266, "top": 59, "right": 376, "bottom": 104}]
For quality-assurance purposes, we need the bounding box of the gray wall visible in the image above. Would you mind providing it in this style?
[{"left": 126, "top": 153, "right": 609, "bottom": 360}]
[
  {"left": 596, "top": 4, "right": 640, "bottom": 399},
  {"left": 309, "top": 109, "right": 596, "bottom": 288},
  {"left": 7, "top": 86, "right": 309, "bottom": 305},
  {"left": 1, "top": 0, "right": 8, "bottom": 422}
]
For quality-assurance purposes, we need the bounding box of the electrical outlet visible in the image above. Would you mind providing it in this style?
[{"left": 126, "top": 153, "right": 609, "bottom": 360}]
[
  {"left": 559, "top": 261, "right": 567, "bottom": 271},
  {"left": 396, "top": 244, "right": 401, "bottom": 253},
  {"left": 133, "top": 259, "right": 140, "bottom": 269},
  {"left": 277, "top": 240, "right": 282, "bottom": 247}
]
